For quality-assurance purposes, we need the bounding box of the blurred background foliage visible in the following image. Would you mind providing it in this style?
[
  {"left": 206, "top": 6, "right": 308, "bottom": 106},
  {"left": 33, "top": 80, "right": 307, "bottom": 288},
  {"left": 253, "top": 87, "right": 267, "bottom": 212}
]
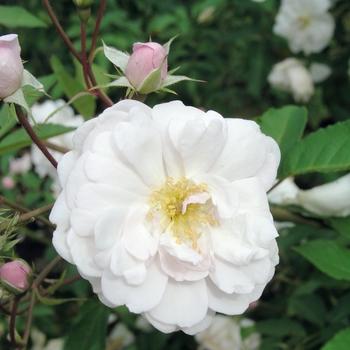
[{"left": 1, "top": 0, "right": 350, "bottom": 349}]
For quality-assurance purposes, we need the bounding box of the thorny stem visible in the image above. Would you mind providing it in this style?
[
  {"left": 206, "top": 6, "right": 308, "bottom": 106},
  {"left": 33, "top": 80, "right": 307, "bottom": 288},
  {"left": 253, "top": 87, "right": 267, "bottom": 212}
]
[
  {"left": 32, "top": 255, "right": 62, "bottom": 290},
  {"left": 81, "top": 21, "right": 92, "bottom": 90},
  {"left": 0, "top": 196, "right": 55, "bottom": 230},
  {"left": 88, "top": 0, "right": 107, "bottom": 62},
  {"left": 42, "top": 0, "right": 82, "bottom": 63},
  {"left": 15, "top": 105, "right": 57, "bottom": 169}
]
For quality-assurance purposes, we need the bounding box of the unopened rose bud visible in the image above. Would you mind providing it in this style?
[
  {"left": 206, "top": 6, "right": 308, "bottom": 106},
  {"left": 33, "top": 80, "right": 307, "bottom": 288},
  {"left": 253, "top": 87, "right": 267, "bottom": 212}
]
[
  {"left": 73, "top": 0, "right": 94, "bottom": 8},
  {"left": 0, "top": 34, "right": 24, "bottom": 99},
  {"left": 1, "top": 176, "right": 15, "bottom": 189},
  {"left": 124, "top": 42, "right": 168, "bottom": 94},
  {"left": 0, "top": 260, "right": 32, "bottom": 295}
]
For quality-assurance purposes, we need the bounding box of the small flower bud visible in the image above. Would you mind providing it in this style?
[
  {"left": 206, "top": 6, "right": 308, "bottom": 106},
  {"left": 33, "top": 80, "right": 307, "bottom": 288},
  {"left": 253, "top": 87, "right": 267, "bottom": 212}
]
[
  {"left": 0, "top": 260, "right": 32, "bottom": 295},
  {"left": 72, "top": 0, "right": 94, "bottom": 8},
  {"left": 0, "top": 34, "right": 24, "bottom": 99},
  {"left": 1, "top": 176, "right": 15, "bottom": 189},
  {"left": 124, "top": 42, "right": 168, "bottom": 94}
]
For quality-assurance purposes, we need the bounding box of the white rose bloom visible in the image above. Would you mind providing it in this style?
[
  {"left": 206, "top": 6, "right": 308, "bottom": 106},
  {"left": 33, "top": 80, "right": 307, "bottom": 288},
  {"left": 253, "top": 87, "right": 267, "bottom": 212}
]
[
  {"left": 273, "top": 0, "right": 335, "bottom": 55},
  {"left": 195, "top": 315, "right": 261, "bottom": 350},
  {"left": 297, "top": 173, "right": 350, "bottom": 217},
  {"left": 30, "top": 100, "right": 84, "bottom": 197},
  {"left": 50, "top": 100, "right": 280, "bottom": 334},
  {"left": 268, "top": 58, "right": 314, "bottom": 102},
  {"left": 309, "top": 62, "right": 332, "bottom": 83}
]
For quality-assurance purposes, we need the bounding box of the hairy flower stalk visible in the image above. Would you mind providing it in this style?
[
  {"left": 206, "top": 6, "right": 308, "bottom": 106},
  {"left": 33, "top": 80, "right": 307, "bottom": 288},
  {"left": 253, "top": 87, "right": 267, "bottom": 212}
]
[{"left": 50, "top": 100, "right": 280, "bottom": 334}]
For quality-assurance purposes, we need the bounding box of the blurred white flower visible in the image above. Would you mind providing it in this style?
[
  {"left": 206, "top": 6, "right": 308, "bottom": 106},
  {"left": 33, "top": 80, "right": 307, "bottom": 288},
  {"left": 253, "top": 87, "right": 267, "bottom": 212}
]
[
  {"left": 268, "top": 58, "right": 314, "bottom": 102},
  {"left": 297, "top": 174, "right": 350, "bottom": 217},
  {"left": 106, "top": 323, "right": 135, "bottom": 350},
  {"left": 268, "top": 177, "right": 300, "bottom": 206},
  {"left": 50, "top": 100, "right": 280, "bottom": 334},
  {"left": 309, "top": 62, "right": 332, "bottom": 83},
  {"left": 195, "top": 315, "right": 261, "bottom": 350},
  {"left": 9, "top": 153, "right": 32, "bottom": 174},
  {"left": 273, "top": 0, "right": 335, "bottom": 55},
  {"left": 31, "top": 329, "right": 63, "bottom": 350},
  {"left": 30, "top": 100, "right": 84, "bottom": 197}
]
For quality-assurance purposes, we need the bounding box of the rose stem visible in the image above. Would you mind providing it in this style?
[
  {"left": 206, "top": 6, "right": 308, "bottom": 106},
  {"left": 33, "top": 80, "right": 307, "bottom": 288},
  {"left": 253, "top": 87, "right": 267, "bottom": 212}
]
[
  {"left": 15, "top": 105, "right": 57, "bottom": 169},
  {"left": 42, "top": 0, "right": 82, "bottom": 63}
]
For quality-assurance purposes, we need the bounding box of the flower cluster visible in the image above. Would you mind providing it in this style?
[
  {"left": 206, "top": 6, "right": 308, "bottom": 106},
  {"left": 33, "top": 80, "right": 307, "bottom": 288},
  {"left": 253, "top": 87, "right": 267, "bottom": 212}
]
[{"left": 50, "top": 99, "right": 280, "bottom": 334}]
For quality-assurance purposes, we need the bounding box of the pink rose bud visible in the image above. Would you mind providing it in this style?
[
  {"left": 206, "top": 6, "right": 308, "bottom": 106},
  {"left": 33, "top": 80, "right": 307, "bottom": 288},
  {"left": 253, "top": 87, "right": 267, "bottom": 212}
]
[
  {"left": 0, "top": 260, "right": 32, "bottom": 295},
  {"left": 0, "top": 34, "right": 24, "bottom": 99},
  {"left": 1, "top": 176, "right": 15, "bottom": 189},
  {"left": 124, "top": 42, "right": 168, "bottom": 94}
]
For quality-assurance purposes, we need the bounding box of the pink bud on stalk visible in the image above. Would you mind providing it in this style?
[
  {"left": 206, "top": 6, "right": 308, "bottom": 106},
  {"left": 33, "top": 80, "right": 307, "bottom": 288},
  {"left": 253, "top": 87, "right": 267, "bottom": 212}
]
[
  {"left": 0, "top": 34, "right": 24, "bottom": 99},
  {"left": 124, "top": 42, "right": 168, "bottom": 94},
  {"left": 0, "top": 260, "right": 32, "bottom": 295}
]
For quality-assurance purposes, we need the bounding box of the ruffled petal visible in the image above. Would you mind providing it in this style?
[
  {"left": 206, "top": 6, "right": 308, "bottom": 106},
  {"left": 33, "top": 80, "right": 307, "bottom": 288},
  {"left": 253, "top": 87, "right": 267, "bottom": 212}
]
[
  {"left": 114, "top": 105, "right": 165, "bottom": 187},
  {"left": 101, "top": 256, "right": 168, "bottom": 313},
  {"left": 146, "top": 278, "right": 208, "bottom": 328}
]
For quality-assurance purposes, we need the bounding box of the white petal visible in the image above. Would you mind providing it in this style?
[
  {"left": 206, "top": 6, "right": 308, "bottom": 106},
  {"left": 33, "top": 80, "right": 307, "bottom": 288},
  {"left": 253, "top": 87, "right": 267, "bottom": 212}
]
[
  {"left": 101, "top": 256, "right": 168, "bottom": 313},
  {"left": 182, "top": 309, "right": 215, "bottom": 335},
  {"left": 192, "top": 174, "right": 239, "bottom": 218},
  {"left": 146, "top": 278, "right": 208, "bottom": 328},
  {"left": 114, "top": 106, "right": 165, "bottom": 187},
  {"left": 123, "top": 205, "right": 158, "bottom": 261}
]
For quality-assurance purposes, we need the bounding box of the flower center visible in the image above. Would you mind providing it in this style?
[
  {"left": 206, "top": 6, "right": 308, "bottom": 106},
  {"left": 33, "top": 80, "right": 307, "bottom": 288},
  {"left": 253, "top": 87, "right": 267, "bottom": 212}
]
[
  {"left": 297, "top": 15, "right": 311, "bottom": 29},
  {"left": 148, "top": 177, "right": 217, "bottom": 252}
]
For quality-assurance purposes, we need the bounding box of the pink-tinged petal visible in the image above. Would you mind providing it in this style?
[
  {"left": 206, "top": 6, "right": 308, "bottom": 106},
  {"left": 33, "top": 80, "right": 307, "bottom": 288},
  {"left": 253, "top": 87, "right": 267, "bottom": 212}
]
[
  {"left": 158, "top": 246, "right": 210, "bottom": 282},
  {"left": 233, "top": 177, "right": 272, "bottom": 219},
  {"left": 123, "top": 205, "right": 158, "bottom": 261},
  {"left": 210, "top": 119, "right": 268, "bottom": 181},
  {"left": 192, "top": 174, "right": 239, "bottom": 218},
  {"left": 50, "top": 191, "right": 74, "bottom": 264},
  {"left": 206, "top": 278, "right": 265, "bottom": 315},
  {"left": 67, "top": 230, "right": 102, "bottom": 277},
  {"left": 160, "top": 225, "right": 204, "bottom": 265},
  {"left": 114, "top": 106, "right": 165, "bottom": 187},
  {"left": 179, "top": 118, "right": 227, "bottom": 178},
  {"left": 102, "top": 256, "right": 168, "bottom": 313},
  {"left": 146, "top": 278, "right": 208, "bottom": 328},
  {"left": 182, "top": 309, "right": 215, "bottom": 335}
]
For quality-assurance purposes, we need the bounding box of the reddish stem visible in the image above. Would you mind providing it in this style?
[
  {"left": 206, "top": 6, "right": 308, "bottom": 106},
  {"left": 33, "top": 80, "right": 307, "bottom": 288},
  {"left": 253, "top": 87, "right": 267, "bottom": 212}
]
[{"left": 15, "top": 105, "right": 57, "bottom": 169}]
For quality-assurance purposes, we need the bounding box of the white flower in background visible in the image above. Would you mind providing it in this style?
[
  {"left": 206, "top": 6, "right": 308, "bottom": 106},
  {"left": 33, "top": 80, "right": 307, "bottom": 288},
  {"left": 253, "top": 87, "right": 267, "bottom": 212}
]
[
  {"left": 195, "top": 315, "right": 261, "bottom": 350},
  {"left": 297, "top": 173, "right": 350, "bottom": 217},
  {"left": 31, "top": 328, "right": 63, "bottom": 350},
  {"left": 31, "top": 100, "right": 84, "bottom": 197},
  {"left": 50, "top": 100, "right": 280, "bottom": 334},
  {"left": 268, "top": 58, "right": 314, "bottom": 102},
  {"left": 309, "top": 62, "right": 332, "bottom": 83},
  {"left": 268, "top": 177, "right": 300, "bottom": 206},
  {"left": 106, "top": 323, "right": 135, "bottom": 350},
  {"left": 9, "top": 153, "right": 32, "bottom": 174},
  {"left": 273, "top": 0, "right": 335, "bottom": 55}
]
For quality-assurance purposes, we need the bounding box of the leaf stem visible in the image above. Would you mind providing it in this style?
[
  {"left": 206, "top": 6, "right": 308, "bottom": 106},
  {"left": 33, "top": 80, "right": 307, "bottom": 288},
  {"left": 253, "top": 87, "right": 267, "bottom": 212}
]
[
  {"left": 15, "top": 104, "right": 58, "bottom": 169},
  {"left": 9, "top": 295, "right": 23, "bottom": 346},
  {"left": 21, "top": 291, "right": 36, "bottom": 347},
  {"left": 31, "top": 255, "right": 62, "bottom": 290}
]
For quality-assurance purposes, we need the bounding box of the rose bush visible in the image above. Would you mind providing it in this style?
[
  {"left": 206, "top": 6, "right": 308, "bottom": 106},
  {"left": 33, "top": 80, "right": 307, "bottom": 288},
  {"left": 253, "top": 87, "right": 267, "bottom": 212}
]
[
  {"left": 50, "top": 100, "right": 280, "bottom": 334},
  {"left": 0, "top": 34, "right": 24, "bottom": 99}
]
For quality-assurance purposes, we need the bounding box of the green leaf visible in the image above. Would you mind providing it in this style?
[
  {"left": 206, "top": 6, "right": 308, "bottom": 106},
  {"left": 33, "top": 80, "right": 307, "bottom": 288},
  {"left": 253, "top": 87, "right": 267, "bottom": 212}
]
[
  {"left": 50, "top": 55, "right": 96, "bottom": 119},
  {"left": 0, "top": 6, "right": 47, "bottom": 28},
  {"left": 258, "top": 105, "right": 308, "bottom": 162},
  {"left": 294, "top": 239, "right": 350, "bottom": 281},
  {"left": 326, "top": 216, "right": 350, "bottom": 239},
  {"left": 279, "top": 120, "right": 350, "bottom": 177},
  {"left": 63, "top": 300, "right": 110, "bottom": 350},
  {"left": 321, "top": 328, "right": 350, "bottom": 350},
  {"left": 0, "top": 105, "right": 17, "bottom": 139},
  {"left": 256, "top": 318, "right": 306, "bottom": 338},
  {"left": 0, "top": 124, "right": 76, "bottom": 155}
]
